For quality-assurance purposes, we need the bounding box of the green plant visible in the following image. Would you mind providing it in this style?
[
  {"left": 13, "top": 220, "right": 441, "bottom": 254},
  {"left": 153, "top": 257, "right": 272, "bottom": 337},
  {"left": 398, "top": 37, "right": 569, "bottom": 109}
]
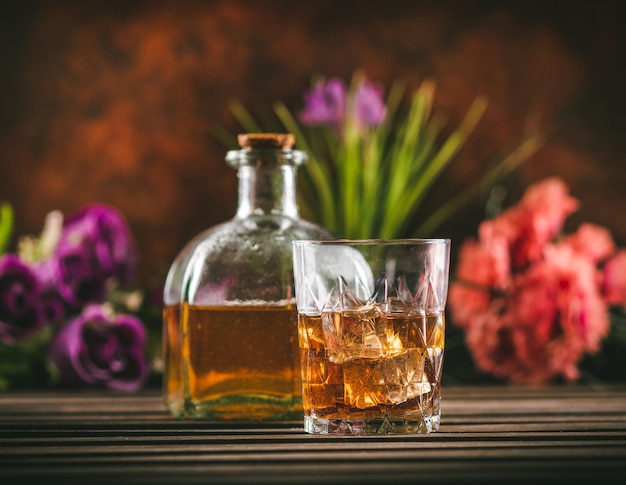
[{"left": 214, "top": 72, "right": 543, "bottom": 239}]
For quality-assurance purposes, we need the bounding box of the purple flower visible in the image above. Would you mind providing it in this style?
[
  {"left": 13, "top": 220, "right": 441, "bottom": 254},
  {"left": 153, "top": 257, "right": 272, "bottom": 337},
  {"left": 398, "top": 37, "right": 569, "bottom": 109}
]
[
  {"left": 298, "top": 77, "right": 347, "bottom": 129},
  {"left": 34, "top": 204, "right": 137, "bottom": 309},
  {"left": 48, "top": 305, "right": 149, "bottom": 391},
  {"left": 37, "top": 241, "right": 108, "bottom": 309},
  {"left": 60, "top": 204, "right": 137, "bottom": 285},
  {"left": 354, "top": 79, "right": 386, "bottom": 127},
  {"left": 39, "top": 287, "right": 66, "bottom": 325},
  {"left": 298, "top": 75, "right": 387, "bottom": 133},
  {"left": 0, "top": 254, "right": 47, "bottom": 344}
]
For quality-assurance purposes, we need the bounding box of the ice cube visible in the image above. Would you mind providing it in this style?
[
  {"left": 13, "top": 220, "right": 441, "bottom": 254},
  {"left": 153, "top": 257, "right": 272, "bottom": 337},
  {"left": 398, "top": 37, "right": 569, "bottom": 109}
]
[
  {"left": 301, "top": 354, "right": 343, "bottom": 412},
  {"left": 343, "top": 348, "right": 426, "bottom": 408},
  {"left": 322, "top": 306, "right": 386, "bottom": 364}
]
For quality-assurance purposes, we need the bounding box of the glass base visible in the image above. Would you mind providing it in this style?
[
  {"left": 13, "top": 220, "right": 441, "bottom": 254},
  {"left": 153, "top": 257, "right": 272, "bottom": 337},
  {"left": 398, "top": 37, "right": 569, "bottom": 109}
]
[
  {"left": 304, "top": 414, "right": 440, "bottom": 435},
  {"left": 184, "top": 394, "right": 302, "bottom": 421},
  {"left": 165, "top": 399, "right": 185, "bottom": 419}
]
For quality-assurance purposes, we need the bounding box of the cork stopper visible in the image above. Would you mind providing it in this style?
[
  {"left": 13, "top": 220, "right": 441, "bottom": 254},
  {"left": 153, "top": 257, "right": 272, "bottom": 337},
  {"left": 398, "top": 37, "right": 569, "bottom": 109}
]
[
  {"left": 237, "top": 133, "right": 295, "bottom": 150},
  {"left": 226, "top": 132, "right": 306, "bottom": 168}
]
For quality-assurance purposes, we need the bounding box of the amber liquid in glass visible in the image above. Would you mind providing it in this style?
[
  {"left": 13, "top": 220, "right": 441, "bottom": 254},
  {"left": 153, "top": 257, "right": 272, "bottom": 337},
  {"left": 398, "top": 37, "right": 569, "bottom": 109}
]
[
  {"left": 298, "top": 309, "right": 445, "bottom": 433},
  {"left": 184, "top": 303, "right": 300, "bottom": 420},
  {"left": 163, "top": 303, "right": 183, "bottom": 416}
]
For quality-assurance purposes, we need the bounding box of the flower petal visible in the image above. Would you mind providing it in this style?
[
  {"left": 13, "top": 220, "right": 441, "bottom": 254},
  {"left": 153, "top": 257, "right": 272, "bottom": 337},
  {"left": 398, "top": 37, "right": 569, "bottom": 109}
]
[{"left": 0, "top": 254, "right": 46, "bottom": 344}]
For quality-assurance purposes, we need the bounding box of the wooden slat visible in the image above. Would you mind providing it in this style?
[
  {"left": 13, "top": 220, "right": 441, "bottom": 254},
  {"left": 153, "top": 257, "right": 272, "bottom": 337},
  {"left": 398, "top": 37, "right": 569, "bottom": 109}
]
[{"left": 1, "top": 386, "right": 625, "bottom": 484}]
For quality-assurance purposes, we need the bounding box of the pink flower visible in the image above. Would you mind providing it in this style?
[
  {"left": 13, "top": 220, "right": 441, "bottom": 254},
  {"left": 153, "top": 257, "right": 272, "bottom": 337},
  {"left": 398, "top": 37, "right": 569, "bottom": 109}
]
[
  {"left": 448, "top": 235, "right": 511, "bottom": 329},
  {"left": 461, "top": 244, "right": 610, "bottom": 384},
  {"left": 480, "top": 177, "right": 578, "bottom": 269},
  {"left": 515, "top": 244, "right": 609, "bottom": 363},
  {"left": 603, "top": 250, "right": 626, "bottom": 306},
  {"left": 450, "top": 177, "right": 618, "bottom": 385},
  {"left": 561, "top": 223, "right": 616, "bottom": 264},
  {"left": 463, "top": 302, "right": 543, "bottom": 383}
]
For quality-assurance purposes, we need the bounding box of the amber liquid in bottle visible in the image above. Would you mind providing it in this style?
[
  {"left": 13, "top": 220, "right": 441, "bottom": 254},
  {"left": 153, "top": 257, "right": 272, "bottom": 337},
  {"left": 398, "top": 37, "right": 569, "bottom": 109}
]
[
  {"left": 184, "top": 303, "right": 300, "bottom": 420},
  {"left": 163, "top": 303, "right": 183, "bottom": 416}
]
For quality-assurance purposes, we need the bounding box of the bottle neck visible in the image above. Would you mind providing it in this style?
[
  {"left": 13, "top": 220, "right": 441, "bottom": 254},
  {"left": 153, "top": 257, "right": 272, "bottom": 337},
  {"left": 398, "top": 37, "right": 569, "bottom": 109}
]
[{"left": 236, "top": 164, "right": 299, "bottom": 219}]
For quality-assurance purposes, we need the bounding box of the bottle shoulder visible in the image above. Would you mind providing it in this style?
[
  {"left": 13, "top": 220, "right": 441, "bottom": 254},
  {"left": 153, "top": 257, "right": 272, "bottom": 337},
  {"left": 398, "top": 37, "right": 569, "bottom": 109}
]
[
  {"left": 181, "top": 216, "right": 333, "bottom": 305},
  {"left": 163, "top": 221, "right": 233, "bottom": 300},
  {"left": 193, "top": 215, "right": 333, "bottom": 242}
]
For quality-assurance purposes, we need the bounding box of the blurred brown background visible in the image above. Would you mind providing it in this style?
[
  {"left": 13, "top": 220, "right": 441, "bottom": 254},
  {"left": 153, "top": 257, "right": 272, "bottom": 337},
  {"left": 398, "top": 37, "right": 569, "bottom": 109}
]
[{"left": 1, "top": 0, "right": 625, "bottom": 286}]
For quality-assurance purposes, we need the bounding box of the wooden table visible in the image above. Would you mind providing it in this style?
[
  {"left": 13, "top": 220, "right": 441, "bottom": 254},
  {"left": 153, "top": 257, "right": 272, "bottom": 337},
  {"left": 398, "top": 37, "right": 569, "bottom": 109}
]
[{"left": 1, "top": 385, "right": 625, "bottom": 484}]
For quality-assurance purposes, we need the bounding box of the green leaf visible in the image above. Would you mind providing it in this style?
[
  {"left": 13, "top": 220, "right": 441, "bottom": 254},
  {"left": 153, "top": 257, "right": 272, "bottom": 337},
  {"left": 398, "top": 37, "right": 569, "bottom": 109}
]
[
  {"left": 229, "top": 98, "right": 263, "bottom": 133},
  {"left": 414, "top": 133, "right": 544, "bottom": 236},
  {"left": 0, "top": 326, "right": 54, "bottom": 390},
  {"left": 210, "top": 123, "right": 239, "bottom": 149},
  {"left": 273, "top": 102, "right": 338, "bottom": 231},
  {"left": 0, "top": 202, "right": 14, "bottom": 254},
  {"left": 380, "top": 95, "right": 487, "bottom": 238}
]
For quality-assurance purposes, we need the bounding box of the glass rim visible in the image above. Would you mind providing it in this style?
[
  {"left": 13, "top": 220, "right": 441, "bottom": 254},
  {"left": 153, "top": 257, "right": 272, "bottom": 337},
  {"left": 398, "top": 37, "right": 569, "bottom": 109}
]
[{"left": 292, "top": 238, "right": 450, "bottom": 247}]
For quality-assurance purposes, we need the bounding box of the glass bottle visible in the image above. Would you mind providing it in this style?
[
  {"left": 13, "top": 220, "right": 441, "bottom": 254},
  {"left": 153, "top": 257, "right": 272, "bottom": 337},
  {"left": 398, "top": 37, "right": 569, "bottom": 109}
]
[
  {"left": 164, "top": 133, "right": 333, "bottom": 420},
  {"left": 162, "top": 231, "right": 209, "bottom": 417}
]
